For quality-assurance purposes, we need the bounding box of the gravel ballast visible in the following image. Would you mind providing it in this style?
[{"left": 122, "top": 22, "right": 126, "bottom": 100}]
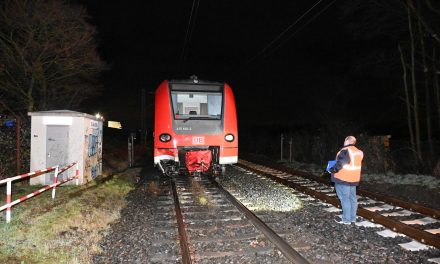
[
  {"left": 94, "top": 164, "right": 440, "bottom": 263},
  {"left": 219, "top": 165, "right": 440, "bottom": 263}
]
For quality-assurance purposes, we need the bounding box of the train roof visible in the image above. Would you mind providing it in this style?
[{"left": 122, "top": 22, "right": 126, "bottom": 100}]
[
  {"left": 168, "top": 79, "right": 225, "bottom": 92},
  {"left": 169, "top": 79, "right": 224, "bottom": 85}
]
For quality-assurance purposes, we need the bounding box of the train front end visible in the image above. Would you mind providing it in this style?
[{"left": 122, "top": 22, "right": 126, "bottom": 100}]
[{"left": 154, "top": 78, "right": 238, "bottom": 176}]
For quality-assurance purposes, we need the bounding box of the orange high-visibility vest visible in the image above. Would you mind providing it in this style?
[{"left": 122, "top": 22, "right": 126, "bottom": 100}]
[{"left": 334, "top": 145, "right": 364, "bottom": 183}]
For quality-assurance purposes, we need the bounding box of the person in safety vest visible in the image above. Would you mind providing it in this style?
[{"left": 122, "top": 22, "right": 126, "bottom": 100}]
[{"left": 328, "top": 136, "right": 364, "bottom": 225}]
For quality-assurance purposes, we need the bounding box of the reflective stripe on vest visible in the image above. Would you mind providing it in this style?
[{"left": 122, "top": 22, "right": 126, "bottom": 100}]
[{"left": 334, "top": 146, "right": 363, "bottom": 183}]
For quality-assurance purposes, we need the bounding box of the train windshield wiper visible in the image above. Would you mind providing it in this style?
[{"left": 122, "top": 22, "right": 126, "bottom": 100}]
[
  {"left": 182, "top": 116, "right": 197, "bottom": 123},
  {"left": 181, "top": 116, "right": 219, "bottom": 123}
]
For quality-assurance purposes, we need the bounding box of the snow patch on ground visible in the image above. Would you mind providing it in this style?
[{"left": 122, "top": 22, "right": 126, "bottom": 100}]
[
  {"left": 281, "top": 159, "right": 440, "bottom": 189},
  {"left": 362, "top": 173, "right": 440, "bottom": 189}
]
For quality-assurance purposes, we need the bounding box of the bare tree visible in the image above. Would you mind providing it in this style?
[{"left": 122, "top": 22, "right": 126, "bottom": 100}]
[
  {"left": 434, "top": 45, "right": 440, "bottom": 130},
  {"left": 406, "top": 0, "right": 440, "bottom": 44},
  {"left": 398, "top": 43, "right": 417, "bottom": 161},
  {"left": 426, "top": 0, "right": 440, "bottom": 14},
  {"left": 340, "top": 0, "right": 440, "bottom": 171},
  {"left": 0, "top": 0, "right": 105, "bottom": 113},
  {"left": 406, "top": 1, "right": 423, "bottom": 162},
  {"left": 418, "top": 20, "right": 434, "bottom": 158}
]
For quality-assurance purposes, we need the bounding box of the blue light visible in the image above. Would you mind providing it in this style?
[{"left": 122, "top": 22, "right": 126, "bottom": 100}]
[{"left": 5, "top": 120, "right": 14, "bottom": 127}]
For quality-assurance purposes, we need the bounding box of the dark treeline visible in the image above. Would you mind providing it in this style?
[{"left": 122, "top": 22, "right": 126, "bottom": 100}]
[{"left": 240, "top": 123, "right": 440, "bottom": 175}]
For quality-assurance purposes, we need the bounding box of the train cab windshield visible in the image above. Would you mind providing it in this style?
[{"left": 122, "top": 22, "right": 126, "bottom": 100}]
[{"left": 171, "top": 91, "right": 223, "bottom": 120}]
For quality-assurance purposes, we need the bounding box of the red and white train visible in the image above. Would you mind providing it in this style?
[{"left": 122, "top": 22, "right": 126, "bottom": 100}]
[{"left": 153, "top": 77, "right": 238, "bottom": 176}]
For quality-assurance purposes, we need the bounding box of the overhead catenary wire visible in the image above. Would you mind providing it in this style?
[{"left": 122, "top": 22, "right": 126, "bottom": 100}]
[
  {"left": 232, "top": 0, "right": 324, "bottom": 75},
  {"left": 263, "top": 0, "right": 338, "bottom": 59},
  {"left": 178, "top": 0, "right": 200, "bottom": 76},
  {"left": 232, "top": 0, "right": 337, "bottom": 76}
]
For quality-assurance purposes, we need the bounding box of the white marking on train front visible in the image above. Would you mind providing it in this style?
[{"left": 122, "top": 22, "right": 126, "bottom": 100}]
[{"left": 192, "top": 136, "right": 205, "bottom": 144}]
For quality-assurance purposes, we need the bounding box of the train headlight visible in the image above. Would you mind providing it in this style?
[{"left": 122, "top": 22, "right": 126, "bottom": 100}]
[
  {"left": 159, "top": 133, "right": 172, "bottom": 142},
  {"left": 224, "top": 134, "right": 234, "bottom": 142}
]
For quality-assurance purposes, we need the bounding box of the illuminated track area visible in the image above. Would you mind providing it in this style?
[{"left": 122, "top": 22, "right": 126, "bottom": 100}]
[
  {"left": 170, "top": 174, "right": 309, "bottom": 263},
  {"left": 95, "top": 163, "right": 440, "bottom": 263},
  {"left": 237, "top": 159, "right": 440, "bottom": 257}
]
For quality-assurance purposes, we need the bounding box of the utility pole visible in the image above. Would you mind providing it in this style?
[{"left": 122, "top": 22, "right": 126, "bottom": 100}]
[
  {"left": 289, "top": 137, "right": 292, "bottom": 163},
  {"left": 128, "top": 132, "right": 136, "bottom": 167},
  {"left": 141, "top": 88, "right": 146, "bottom": 147},
  {"left": 280, "top": 134, "right": 284, "bottom": 161},
  {"left": 16, "top": 116, "right": 21, "bottom": 175}
]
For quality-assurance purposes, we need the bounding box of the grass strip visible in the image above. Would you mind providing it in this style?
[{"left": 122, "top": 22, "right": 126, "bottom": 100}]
[{"left": 0, "top": 168, "right": 138, "bottom": 264}]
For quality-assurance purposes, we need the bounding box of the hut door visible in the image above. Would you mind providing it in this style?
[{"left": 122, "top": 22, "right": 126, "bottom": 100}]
[{"left": 46, "top": 125, "right": 69, "bottom": 184}]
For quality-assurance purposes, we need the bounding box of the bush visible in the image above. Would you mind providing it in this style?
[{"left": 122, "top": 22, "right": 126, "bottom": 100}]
[{"left": 0, "top": 116, "right": 30, "bottom": 179}]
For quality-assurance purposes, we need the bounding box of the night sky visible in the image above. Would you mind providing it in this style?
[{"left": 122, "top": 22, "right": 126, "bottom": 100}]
[{"left": 77, "top": 1, "right": 407, "bottom": 136}]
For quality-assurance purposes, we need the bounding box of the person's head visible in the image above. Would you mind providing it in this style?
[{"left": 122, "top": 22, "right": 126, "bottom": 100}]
[{"left": 343, "top": 136, "right": 356, "bottom": 146}]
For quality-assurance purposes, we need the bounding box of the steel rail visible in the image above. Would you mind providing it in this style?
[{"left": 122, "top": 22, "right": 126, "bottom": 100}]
[
  {"left": 238, "top": 162, "right": 440, "bottom": 249},
  {"left": 242, "top": 157, "right": 440, "bottom": 219},
  {"left": 171, "top": 179, "right": 192, "bottom": 264},
  {"left": 207, "top": 177, "right": 311, "bottom": 264}
]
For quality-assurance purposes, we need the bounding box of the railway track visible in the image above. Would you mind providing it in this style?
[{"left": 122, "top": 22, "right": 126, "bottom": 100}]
[
  {"left": 170, "top": 175, "right": 310, "bottom": 263},
  {"left": 98, "top": 161, "right": 439, "bottom": 263},
  {"left": 146, "top": 180, "right": 181, "bottom": 263},
  {"left": 237, "top": 159, "right": 440, "bottom": 251},
  {"left": 145, "top": 167, "right": 315, "bottom": 263}
]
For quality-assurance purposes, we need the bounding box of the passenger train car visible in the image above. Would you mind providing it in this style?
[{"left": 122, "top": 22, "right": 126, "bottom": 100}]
[{"left": 154, "top": 77, "right": 238, "bottom": 176}]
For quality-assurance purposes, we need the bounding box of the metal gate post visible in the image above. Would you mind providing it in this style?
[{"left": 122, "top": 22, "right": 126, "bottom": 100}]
[
  {"left": 75, "top": 163, "right": 79, "bottom": 185},
  {"left": 128, "top": 137, "right": 132, "bottom": 167},
  {"left": 280, "top": 134, "right": 284, "bottom": 161},
  {"left": 6, "top": 181, "right": 11, "bottom": 223},
  {"left": 289, "top": 137, "right": 293, "bottom": 163},
  {"left": 131, "top": 133, "right": 135, "bottom": 166},
  {"left": 52, "top": 166, "right": 59, "bottom": 199}
]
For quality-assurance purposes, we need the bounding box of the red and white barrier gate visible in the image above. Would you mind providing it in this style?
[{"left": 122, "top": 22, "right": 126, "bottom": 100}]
[{"left": 0, "top": 161, "right": 79, "bottom": 223}]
